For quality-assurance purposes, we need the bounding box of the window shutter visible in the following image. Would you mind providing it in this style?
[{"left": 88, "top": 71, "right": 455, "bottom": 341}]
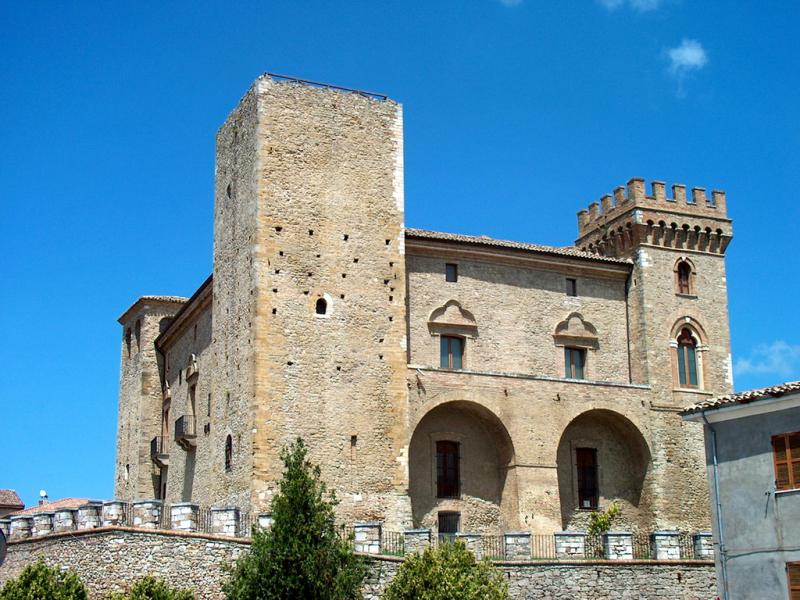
[
  {"left": 788, "top": 562, "right": 800, "bottom": 600},
  {"left": 773, "top": 433, "right": 800, "bottom": 491}
]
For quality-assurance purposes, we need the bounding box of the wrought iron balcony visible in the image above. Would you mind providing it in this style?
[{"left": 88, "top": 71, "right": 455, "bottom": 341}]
[
  {"left": 175, "top": 415, "right": 197, "bottom": 449},
  {"left": 150, "top": 436, "right": 169, "bottom": 467}
]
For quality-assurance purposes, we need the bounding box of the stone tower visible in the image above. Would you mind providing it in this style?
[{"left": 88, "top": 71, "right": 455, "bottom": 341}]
[
  {"left": 212, "top": 76, "right": 410, "bottom": 524},
  {"left": 115, "top": 297, "right": 185, "bottom": 500},
  {"left": 575, "top": 178, "right": 733, "bottom": 525}
]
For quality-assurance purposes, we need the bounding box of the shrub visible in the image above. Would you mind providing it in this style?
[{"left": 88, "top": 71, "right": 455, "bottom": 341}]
[
  {"left": 383, "top": 542, "right": 509, "bottom": 600},
  {"left": 587, "top": 501, "right": 621, "bottom": 535},
  {"left": 106, "top": 576, "right": 194, "bottom": 600},
  {"left": 0, "top": 558, "right": 87, "bottom": 600},
  {"left": 223, "top": 438, "right": 365, "bottom": 600}
]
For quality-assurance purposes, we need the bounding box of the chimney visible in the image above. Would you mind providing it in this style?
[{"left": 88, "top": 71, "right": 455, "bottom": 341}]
[{"left": 38, "top": 490, "right": 48, "bottom": 506}]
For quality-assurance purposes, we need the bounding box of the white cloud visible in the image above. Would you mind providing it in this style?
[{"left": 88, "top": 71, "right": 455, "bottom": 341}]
[
  {"left": 598, "top": 0, "right": 663, "bottom": 12},
  {"left": 667, "top": 38, "right": 709, "bottom": 75},
  {"left": 734, "top": 341, "right": 800, "bottom": 378}
]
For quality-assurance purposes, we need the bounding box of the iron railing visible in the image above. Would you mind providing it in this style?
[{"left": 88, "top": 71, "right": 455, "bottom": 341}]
[
  {"left": 174, "top": 415, "right": 196, "bottom": 441},
  {"left": 149, "top": 436, "right": 167, "bottom": 461},
  {"left": 381, "top": 530, "right": 405, "bottom": 556},
  {"left": 480, "top": 535, "right": 505, "bottom": 560}
]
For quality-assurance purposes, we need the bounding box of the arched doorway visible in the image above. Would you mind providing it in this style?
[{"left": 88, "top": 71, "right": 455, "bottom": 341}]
[
  {"left": 556, "top": 409, "right": 653, "bottom": 531},
  {"left": 408, "top": 401, "right": 518, "bottom": 534}
]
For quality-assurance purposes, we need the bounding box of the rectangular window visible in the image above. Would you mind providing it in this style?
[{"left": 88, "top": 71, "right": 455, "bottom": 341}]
[
  {"left": 773, "top": 432, "right": 800, "bottom": 491},
  {"left": 566, "top": 278, "right": 577, "bottom": 296},
  {"left": 438, "top": 511, "right": 460, "bottom": 542},
  {"left": 445, "top": 263, "right": 458, "bottom": 282},
  {"left": 565, "top": 347, "right": 586, "bottom": 379},
  {"left": 440, "top": 336, "right": 464, "bottom": 370},
  {"left": 436, "top": 441, "right": 460, "bottom": 498},
  {"left": 576, "top": 447, "right": 598, "bottom": 509},
  {"left": 788, "top": 562, "right": 800, "bottom": 600},
  {"left": 677, "top": 344, "right": 698, "bottom": 387}
]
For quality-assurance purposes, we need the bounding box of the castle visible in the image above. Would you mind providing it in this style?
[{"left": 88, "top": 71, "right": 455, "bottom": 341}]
[{"left": 114, "top": 73, "right": 733, "bottom": 536}]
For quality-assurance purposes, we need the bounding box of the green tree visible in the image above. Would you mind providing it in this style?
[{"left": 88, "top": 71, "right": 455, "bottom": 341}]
[
  {"left": 223, "top": 438, "right": 365, "bottom": 600},
  {"left": 0, "top": 558, "right": 87, "bottom": 600},
  {"left": 383, "top": 542, "right": 509, "bottom": 600},
  {"left": 106, "top": 576, "right": 194, "bottom": 600}
]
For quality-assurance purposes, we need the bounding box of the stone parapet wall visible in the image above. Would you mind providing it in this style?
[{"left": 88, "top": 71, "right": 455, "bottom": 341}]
[{"left": 0, "top": 528, "right": 715, "bottom": 600}]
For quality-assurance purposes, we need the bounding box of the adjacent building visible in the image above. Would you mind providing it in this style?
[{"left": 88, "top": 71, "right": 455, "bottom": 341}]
[
  {"left": 682, "top": 381, "right": 800, "bottom": 600},
  {"left": 0, "top": 492, "right": 23, "bottom": 519},
  {"left": 115, "top": 73, "right": 735, "bottom": 536}
]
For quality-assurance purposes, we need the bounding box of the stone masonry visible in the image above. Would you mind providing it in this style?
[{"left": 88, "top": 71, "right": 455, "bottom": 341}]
[
  {"left": 115, "top": 73, "right": 734, "bottom": 539},
  {"left": 0, "top": 527, "right": 716, "bottom": 600}
]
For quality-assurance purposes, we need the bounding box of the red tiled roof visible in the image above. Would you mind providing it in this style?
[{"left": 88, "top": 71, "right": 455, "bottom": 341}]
[
  {"left": 680, "top": 380, "right": 800, "bottom": 416},
  {"left": 405, "top": 228, "right": 631, "bottom": 265},
  {"left": 0, "top": 490, "right": 23, "bottom": 508},
  {"left": 10, "top": 498, "right": 91, "bottom": 516}
]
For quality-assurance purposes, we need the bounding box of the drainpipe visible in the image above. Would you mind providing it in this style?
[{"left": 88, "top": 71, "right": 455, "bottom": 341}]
[{"left": 702, "top": 411, "right": 729, "bottom": 600}]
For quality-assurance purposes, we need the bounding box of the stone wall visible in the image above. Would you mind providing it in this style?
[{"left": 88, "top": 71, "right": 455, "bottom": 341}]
[
  {"left": 116, "top": 297, "right": 187, "bottom": 502},
  {"left": 0, "top": 528, "right": 715, "bottom": 600}
]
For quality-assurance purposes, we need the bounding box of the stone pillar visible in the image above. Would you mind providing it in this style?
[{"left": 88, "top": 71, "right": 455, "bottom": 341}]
[
  {"left": 54, "top": 509, "right": 77, "bottom": 533},
  {"left": 603, "top": 532, "right": 633, "bottom": 560},
  {"left": 132, "top": 500, "right": 163, "bottom": 529},
  {"left": 693, "top": 532, "right": 714, "bottom": 559},
  {"left": 555, "top": 531, "right": 586, "bottom": 559},
  {"left": 102, "top": 501, "right": 128, "bottom": 526},
  {"left": 651, "top": 531, "right": 681, "bottom": 560},
  {"left": 353, "top": 522, "right": 382, "bottom": 554},
  {"left": 9, "top": 516, "right": 33, "bottom": 540},
  {"left": 504, "top": 532, "right": 532, "bottom": 560},
  {"left": 455, "top": 532, "right": 483, "bottom": 559},
  {"left": 404, "top": 529, "right": 432, "bottom": 555},
  {"left": 76, "top": 501, "right": 103, "bottom": 529},
  {"left": 257, "top": 512, "right": 273, "bottom": 530},
  {"left": 32, "top": 512, "right": 54, "bottom": 537},
  {"left": 0, "top": 519, "right": 10, "bottom": 539},
  {"left": 170, "top": 502, "right": 199, "bottom": 532},
  {"left": 210, "top": 507, "right": 240, "bottom": 537}
]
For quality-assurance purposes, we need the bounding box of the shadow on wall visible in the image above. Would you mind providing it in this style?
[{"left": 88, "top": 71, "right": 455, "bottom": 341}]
[
  {"left": 408, "top": 400, "right": 519, "bottom": 533},
  {"left": 556, "top": 409, "right": 653, "bottom": 531}
]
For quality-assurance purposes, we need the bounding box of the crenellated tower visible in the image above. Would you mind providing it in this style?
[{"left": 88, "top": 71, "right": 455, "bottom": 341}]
[{"left": 576, "top": 177, "right": 733, "bottom": 527}]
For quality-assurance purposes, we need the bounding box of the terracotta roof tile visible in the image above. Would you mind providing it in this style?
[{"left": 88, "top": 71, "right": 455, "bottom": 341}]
[
  {"left": 10, "top": 498, "right": 91, "bottom": 516},
  {"left": 404, "top": 228, "right": 631, "bottom": 265},
  {"left": 0, "top": 490, "right": 23, "bottom": 508},
  {"left": 681, "top": 380, "right": 800, "bottom": 416}
]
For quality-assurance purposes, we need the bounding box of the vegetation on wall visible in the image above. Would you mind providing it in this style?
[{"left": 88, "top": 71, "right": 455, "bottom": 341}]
[
  {"left": 383, "top": 542, "right": 509, "bottom": 600},
  {"left": 0, "top": 558, "right": 87, "bottom": 600},
  {"left": 587, "top": 501, "right": 621, "bottom": 536},
  {"left": 223, "top": 438, "right": 365, "bottom": 600}
]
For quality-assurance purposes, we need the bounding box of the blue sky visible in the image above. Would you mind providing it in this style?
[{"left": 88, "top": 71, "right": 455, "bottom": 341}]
[{"left": 1, "top": 1, "right": 798, "bottom": 508}]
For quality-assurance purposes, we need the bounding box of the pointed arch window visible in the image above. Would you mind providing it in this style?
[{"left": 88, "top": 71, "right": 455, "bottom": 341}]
[{"left": 676, "top": 328, "right": 698, "bottom": 388}]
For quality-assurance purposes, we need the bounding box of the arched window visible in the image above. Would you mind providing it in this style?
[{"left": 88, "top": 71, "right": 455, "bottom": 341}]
[
  {"left": 676, "top": 328, "right": 699, "bottom": 388},
  {"left": 225, "top": 435, "right": 233, "bottom": 472},
  {"left": 675, "top": 259, "right": 694, "bottom": 295},
  {"left": 315, "top": 298, "right": 327, "bottom": 315},
  {"left": 125, "top": 328, "right": 132, "bottom": 356}
]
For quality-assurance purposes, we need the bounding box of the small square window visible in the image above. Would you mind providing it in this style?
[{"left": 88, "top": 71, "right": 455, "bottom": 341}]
[
  {"left": 445, "top": 263, "right": 458, "bottom": 283},
  {"left": 566, "top": 278, "right": 577, "bottom": 296}
]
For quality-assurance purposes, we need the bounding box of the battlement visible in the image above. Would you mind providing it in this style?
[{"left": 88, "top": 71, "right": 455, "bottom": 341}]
[
  {"left": 577, "top": 178, "right": 728, "bottom": 237},
  {"left": 575, "top": 178, "right": 732, "bottom": 257}
]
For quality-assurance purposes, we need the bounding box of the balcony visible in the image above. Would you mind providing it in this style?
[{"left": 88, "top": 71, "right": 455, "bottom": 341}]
[
  {"left": 150, "top": 436, "right": 169, "bottom": 467},
  {"left": 175, "top": 415, "right": 197, "bottom": 449}
]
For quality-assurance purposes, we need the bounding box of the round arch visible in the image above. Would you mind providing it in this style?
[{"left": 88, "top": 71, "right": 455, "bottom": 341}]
[
  {"left": 556, "top": 409, "right": 653, "bottom": 531},
  {"left": 408, "top": 400, "right": 519, "bottom": 533}
]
